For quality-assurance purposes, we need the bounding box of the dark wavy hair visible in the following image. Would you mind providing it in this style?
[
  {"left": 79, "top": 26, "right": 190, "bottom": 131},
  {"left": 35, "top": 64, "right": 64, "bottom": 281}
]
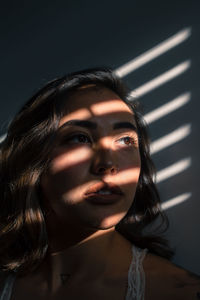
[{"left": 0, "top": 67, "right": 173, "bottom": 275}]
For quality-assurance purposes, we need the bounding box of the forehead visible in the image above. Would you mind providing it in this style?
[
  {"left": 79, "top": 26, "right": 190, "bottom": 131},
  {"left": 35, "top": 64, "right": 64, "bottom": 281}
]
[{"left": 60, "top": 87, "right": 135, "bottom": 126}]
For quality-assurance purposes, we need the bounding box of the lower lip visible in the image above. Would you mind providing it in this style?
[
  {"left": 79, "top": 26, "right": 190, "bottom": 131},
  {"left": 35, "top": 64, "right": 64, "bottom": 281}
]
[{"left": 84, "top": 193, "right": 122, "bottom": 205}]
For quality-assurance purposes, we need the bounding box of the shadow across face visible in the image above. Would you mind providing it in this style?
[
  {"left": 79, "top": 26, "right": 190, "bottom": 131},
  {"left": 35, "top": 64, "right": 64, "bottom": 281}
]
[{"left": 40, "top": 87, "right": 141, "bottom": 232}]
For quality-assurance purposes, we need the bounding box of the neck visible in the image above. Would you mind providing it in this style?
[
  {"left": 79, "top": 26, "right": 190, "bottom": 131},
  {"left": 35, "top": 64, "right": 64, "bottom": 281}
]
[
  {"left": 48, "top": 227, "right": 116, "bottom": 274},
  {"left": 33, "top": 210, "right": 132, "bottom": 293},
  {"left": 38, "top": 222, "right": 131, "bottom": 292}
]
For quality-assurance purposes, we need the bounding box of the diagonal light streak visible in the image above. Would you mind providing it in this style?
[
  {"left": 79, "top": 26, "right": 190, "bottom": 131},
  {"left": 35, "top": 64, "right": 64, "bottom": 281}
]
[
  {"left": 150, "top": 124, "right": 191, "bottom": 155},
  {"left": 156, "top": 157, "right": 191, "bottom": 183},
  {"left": 129, "top": 60, "right": 191, "bottom": 98},
  {"left": 115, "top": 27, "right": 191, "bottom": 77},
  {"left": 115, "top": 27, "right": 191, "bottom": 78},
  {"left": 161, "top": 192, "right": 191, "bottom": 210},
  {"left": 144, "top": 92, "right": 191, "bottom": 124}
]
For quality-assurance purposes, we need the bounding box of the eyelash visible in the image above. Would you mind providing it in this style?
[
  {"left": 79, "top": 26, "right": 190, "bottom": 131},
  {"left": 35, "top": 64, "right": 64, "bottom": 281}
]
[
  {"left": 117, "top": 136, "right": 136, "bottom": 147},
  {"left": 62, "top": 133, "right": 92, "bottom": 145},
  {"left": 62, "top": 133, "right": 137, "bottom": 147}
]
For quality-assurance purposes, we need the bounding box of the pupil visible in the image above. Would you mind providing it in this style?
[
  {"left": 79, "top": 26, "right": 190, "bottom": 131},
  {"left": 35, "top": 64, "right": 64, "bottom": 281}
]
[
  {"left": 79, "top": 135, "right": 87, "bottom": 143},
  {"left": 125, "top": 137, "right": 130, "bottom": 144}
]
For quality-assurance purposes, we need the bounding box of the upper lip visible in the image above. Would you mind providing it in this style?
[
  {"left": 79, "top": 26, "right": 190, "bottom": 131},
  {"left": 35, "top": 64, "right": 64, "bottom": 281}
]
[{"left": 85, "top": 182, "right": 123, "bottom": 195}]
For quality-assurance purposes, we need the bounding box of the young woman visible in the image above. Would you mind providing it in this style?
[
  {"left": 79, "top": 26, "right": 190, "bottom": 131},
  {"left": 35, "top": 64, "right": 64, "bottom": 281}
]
[{"left": 0, "top": 68, "right": 199, "bottom": 299}]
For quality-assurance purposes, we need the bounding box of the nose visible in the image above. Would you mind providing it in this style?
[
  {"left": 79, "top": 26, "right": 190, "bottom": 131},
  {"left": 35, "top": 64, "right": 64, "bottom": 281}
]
[{"left": 91, "top": 147, "right": 118, "bottom": 176}]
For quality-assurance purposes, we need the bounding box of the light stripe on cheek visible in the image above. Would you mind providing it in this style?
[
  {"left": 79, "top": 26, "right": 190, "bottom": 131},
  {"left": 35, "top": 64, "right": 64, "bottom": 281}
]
[{"left": 50, "top": 147, "right": 92, "bottom": 174}]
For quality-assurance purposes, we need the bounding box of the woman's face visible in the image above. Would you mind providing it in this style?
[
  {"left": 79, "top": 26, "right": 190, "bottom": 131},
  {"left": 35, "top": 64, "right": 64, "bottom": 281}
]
[{"left": 41, "top": 87, "right": 141, "bottom": 230}]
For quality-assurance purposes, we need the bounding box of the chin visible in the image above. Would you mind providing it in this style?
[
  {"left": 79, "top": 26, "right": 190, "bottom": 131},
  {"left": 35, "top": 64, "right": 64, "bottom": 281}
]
[{"left": 89, "top": 215, "right": 124, "bottom": 231}]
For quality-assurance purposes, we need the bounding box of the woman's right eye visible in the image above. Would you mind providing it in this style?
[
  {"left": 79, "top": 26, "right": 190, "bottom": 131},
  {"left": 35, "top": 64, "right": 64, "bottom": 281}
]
[{"left": 63, "top": 134, "right": 92, "bottom": 145}]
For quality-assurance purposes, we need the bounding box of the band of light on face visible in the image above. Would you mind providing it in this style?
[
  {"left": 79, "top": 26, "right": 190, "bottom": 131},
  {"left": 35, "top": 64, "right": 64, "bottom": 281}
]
[
  {"left": 103, "top": 168, "right": 141, "bottom": 185},
  {"left": 156, "top": 157, "right": 191, "bottom": 183},
  {"left": 65, "top": 167, "right": 140, "bottom": 203},
  {"left": 144, "top": 92, "right": 191, "bottom": 125},
  {"left": 114, "top": 27, "right": 191, "bottom": 78},
  {"left": 150, "top": 124, "right": 191, "bottom": 155},
  {"left": 129, "top": 60, "right": 191, "bottom": 99},
  {"left": 90, "top": 100, "right": 133, "bottom": 115},
  {"left": 51, "top": 147, "right": 92, "bottom": 173},
  {"left": 161, "top": 192, "right": 191, "bottom": 210}
]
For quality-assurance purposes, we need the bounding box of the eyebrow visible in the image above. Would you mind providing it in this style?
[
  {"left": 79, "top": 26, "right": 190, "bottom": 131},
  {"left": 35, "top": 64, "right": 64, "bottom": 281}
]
[
  {"left": 59, "top": 120, "right": 137, "bottom": 132},
  {"left": 113, "top": 122, "right": 137, "bottom": 132},
  {"left": 59, "top": 120, "right": 97, "bottom": 130}
]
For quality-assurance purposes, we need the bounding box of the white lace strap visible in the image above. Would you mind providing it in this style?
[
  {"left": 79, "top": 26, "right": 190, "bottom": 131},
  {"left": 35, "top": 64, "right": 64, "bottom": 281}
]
[
  {"left": 0, "top": 274, "right": 16, "bottom": 300},
  {"left": 125, "top": 245, "right": 147, "bottom": 300}
]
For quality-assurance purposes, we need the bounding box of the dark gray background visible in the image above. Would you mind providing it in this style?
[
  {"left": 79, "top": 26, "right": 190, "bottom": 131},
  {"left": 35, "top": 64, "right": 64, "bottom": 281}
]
[{"left": 1, "top": 0, "right": 199, "bottom": 275}]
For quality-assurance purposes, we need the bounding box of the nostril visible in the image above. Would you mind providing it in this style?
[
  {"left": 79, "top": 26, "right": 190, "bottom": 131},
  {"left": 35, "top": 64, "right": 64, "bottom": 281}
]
[
  {"left": 111, "top": 167, "right": 117, "bottom": 174},
  {"left": 98, "top": 167, "right": 106, "bottom": 174},
  {"left": 97, "top": 166, "right": 117, "bottom": 175},
  {"left": 93, "top": 162, "right": 118, "bottom": 175}
]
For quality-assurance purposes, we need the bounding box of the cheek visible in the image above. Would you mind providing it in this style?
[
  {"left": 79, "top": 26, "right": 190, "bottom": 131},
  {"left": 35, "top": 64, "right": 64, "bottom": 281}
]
[
  {"left": 49, "top": 146, "right": 92, "bottom": 181},
  {"left": 116, "top": 149, "right": 141, "bottom": 185},
  {"left": 49, "top": 146, "right": 92, "bottom": 174},
  {"left": 41, "top": 148, "right": 92, "bottom": 202},
  {"left": 44, "top": 160, "right": 90, "bottom": 197}
]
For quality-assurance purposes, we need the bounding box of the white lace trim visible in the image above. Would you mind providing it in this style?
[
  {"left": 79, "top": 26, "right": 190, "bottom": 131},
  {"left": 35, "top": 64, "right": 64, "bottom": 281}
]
[
  {"left": 125, "top": 245, "right": 147, "bottom": 300},
  {"left": 0, "top": 245, "right": 147, "bottom": 300},
  {"left": 0, "top": 274, "right": 15, "bottom": 300}
]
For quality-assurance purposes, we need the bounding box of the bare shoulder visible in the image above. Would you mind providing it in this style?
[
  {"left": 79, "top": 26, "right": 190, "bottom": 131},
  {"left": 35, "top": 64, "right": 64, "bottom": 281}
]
[{"left": 143, "top": 253, "right": 200, "bottom": 300}]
